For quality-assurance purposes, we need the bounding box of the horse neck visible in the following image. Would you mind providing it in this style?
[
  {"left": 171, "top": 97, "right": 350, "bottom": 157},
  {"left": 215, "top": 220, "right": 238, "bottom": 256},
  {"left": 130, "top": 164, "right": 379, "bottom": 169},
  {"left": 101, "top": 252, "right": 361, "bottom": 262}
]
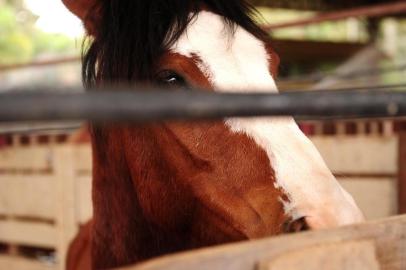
[{"left": 90, "top": 126, "right": 181, "bottom": 268}]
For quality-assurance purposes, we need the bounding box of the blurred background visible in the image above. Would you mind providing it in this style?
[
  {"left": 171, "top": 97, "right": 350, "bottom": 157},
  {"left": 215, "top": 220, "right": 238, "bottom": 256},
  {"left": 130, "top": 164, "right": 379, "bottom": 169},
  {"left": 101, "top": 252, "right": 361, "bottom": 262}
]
[
  {"left": 0, "top": 0, "right": 405, "bottom": 269},
  {"left": 0, "top": 0, "right": 82, "bottom": 90},
  {"left": 2, "top": 0, "right": 406, "bottom": 89}
]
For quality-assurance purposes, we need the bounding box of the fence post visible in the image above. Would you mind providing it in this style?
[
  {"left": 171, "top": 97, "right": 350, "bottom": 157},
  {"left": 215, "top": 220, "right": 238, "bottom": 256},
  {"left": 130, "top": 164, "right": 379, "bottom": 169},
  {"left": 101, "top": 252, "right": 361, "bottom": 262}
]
[
  {"left": 314, "top": 123, "right": 323, "bottom": 136},
  {"left": 398, "top": 132, "right": 406, "bottom": 214},
  {"left": 370, "top": 122, "right": 380, "bottom": 136},
  {"left": 356, "top": 121, "right": 367, "bottom": 135},
  {"left": 383, "top": 121, "right": 394, "bottom": 137},
  {"left": 54, "top": 145, "right": 78, "bottom": 270},
  {"left": 336, "top": 122, "right": 346, "bottom": 136}
]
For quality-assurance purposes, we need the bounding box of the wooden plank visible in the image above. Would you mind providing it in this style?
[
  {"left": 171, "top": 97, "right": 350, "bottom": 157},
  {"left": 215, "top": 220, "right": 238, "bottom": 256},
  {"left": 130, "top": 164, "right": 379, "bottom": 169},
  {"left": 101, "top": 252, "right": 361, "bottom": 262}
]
[
  {"left": 370, "top": 122, "right": 380, "bottom": 135},
  {"left": 314, "top": 123, "right": 323, "bottom": 136},
  {"left": 54, "top": 146, "right": 78, "bottom": 269},
  {"left": 76, "top": 176, "right": 93, "bottom": 224},
  {"left": 0, "top": 220, "right": 56, "bottom": 248},
  {"left": 311, "top": 136, "right": 397, "bottom": 174},
  {"left": 356, "top": 121, "right": 367, "bottom": 135},
  {"left": 259, "top": 241, "right": 379, "bottom": 270},
  {"left": 74, "top": 145, "right": 92, "bottom": 173},
  {"left": 126, "top": 215, "right": 406, "bottom": 270},
  {"left": 12, "top": 135, "right": 21, "bottom": 147},
  {"left": 0, "top": 255, "right": 56, "bottom": 270},
  {"left": 336, "top": 122, "right": 346, "bottom": 136},
  {"left": 383, "top": 121, "right": 394, "bottom": 137},
  {"left": 0, "top": 175, "right": 56, "bottom": 219},
  {"left": 339, "top": 178, "right": 397, "bottom": 219},
  {"left": 399, "top": 132, "right": 406, "bottom": 214},
  {"left": 0, "top": 146, "right": 51, "bottom": 171}
]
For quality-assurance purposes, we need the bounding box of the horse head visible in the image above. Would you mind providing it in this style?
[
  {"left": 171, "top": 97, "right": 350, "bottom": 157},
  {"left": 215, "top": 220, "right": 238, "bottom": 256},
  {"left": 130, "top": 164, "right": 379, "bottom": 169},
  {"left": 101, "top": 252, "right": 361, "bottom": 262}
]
[{"left": 63, "top": 0, "right": 364, "bottom": 268}]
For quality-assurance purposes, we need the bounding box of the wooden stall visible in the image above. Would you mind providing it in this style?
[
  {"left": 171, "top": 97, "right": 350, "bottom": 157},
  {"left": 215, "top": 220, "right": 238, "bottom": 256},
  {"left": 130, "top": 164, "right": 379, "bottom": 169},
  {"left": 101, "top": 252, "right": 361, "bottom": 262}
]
[
  {"left": 0, "top": 138, "right": 92, "bottom": 270},
  {"left": 312, "top": 130, "right": 398, "bottom": 219},
  {"left": 303, "top": 119, "right": 402, "bottom": 219},
  {"left": 0, "top": 119, "right": 404, "bottom": 269}
]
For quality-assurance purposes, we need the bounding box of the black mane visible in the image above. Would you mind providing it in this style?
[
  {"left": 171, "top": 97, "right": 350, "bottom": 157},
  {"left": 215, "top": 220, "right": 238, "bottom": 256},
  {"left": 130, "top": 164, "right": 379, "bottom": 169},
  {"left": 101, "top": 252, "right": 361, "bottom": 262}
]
[{"left": 83, "top": 0, "right": 269, "bottom": 88}]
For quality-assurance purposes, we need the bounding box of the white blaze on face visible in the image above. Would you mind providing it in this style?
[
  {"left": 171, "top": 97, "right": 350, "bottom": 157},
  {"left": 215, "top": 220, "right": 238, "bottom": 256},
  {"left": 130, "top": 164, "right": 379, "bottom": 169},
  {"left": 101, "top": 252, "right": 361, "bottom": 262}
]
[{"left": 171, "top": 11, "right": 364, "bottom": 228}]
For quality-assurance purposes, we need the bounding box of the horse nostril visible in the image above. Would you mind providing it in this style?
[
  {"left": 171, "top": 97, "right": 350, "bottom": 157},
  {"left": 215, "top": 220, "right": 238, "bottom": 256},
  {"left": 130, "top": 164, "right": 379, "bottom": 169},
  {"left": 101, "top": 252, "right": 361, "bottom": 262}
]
[{"left": 283, "top": 217, "right": 309, "bottom": 233}]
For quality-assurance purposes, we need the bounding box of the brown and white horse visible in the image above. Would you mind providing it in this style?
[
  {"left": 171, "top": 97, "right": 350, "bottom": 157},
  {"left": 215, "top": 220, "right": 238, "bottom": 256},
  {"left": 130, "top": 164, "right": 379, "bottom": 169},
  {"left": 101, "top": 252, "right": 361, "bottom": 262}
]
[{"left": 62, "top": 0, "right": 364, "bottom": 269}]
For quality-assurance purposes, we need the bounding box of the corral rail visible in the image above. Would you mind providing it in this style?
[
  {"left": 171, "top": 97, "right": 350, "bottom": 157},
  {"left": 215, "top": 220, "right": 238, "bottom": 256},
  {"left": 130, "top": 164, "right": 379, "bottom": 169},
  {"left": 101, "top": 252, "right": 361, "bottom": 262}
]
[
  {"left": 123, "top": 215, "right": 406, "bottom": 270},
  {"left": 1, "top": 87, "right": 406, "bottom": 270}
]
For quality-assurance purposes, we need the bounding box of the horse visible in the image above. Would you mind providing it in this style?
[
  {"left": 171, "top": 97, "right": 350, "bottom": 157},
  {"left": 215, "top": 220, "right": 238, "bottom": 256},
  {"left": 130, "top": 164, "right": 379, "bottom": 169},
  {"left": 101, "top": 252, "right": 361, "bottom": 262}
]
[{"left": 62, "top": 0, "right": 364, "bottom": 269}]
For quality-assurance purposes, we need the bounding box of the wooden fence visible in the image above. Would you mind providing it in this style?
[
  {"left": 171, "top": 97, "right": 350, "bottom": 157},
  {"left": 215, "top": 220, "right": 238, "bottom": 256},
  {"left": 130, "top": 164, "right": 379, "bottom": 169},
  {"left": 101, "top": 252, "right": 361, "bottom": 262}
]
[
  {"left": 303, "top": 119, "right": 405, "bottom": 218},
  {"left": 0, "top": 142, "right": 92, "bottom": 270},
  {"left": 312, "top": 135, "right": 398, "bottom": 219},
  {"left": 127, "top": 214, "right": 406, "bottom": 270},
  {"left": 0, "top": 119, "right": 404, "bottom": 269}
]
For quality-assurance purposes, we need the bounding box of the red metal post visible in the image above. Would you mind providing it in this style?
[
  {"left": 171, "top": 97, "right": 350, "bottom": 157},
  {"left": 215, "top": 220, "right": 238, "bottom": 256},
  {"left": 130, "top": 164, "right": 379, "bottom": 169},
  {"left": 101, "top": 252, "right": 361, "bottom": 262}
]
[
  {"left": 263, "top": 1, "right": 406, "bottom": 31},
  {"left": 399, "top": 132, "right": 406, "bottom": 214}
]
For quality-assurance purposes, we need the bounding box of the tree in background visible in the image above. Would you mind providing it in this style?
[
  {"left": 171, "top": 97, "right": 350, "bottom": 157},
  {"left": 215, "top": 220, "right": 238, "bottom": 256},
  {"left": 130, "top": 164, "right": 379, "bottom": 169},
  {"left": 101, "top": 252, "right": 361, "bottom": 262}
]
[{"left": 0, "top": 0, "right": 78, "bottom": 65}]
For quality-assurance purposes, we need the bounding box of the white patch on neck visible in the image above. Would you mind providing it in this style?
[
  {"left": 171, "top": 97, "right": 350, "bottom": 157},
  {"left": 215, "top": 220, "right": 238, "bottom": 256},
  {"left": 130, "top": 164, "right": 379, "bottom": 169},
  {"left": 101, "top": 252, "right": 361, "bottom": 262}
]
[{"left": 170, "top": 11, "right": 364, "bottom": 228}]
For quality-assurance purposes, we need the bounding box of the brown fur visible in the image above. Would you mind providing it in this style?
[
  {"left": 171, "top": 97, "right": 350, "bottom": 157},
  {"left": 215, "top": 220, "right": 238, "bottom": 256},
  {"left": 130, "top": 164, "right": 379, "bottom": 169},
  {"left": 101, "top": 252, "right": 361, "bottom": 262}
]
[
  {"left": 63, "top": 1, "right": 288, "bottom": 269},
  {"left": 87, "top": 52, "right": 287, "bottom": 269},
  {"left": 66, "top": 221, "right": 92, "bottom": 270},
  {"left": 88, "top": 120, "right": 288, "bottom": 269},
  {"left": 66, "top": 50, "right": 287, "bottom": 270}
]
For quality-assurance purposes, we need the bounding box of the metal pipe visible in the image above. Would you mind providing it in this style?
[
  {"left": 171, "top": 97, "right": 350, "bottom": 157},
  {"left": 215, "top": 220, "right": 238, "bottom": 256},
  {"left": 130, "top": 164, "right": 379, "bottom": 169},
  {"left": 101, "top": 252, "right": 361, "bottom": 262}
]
[
  {"left": 263, "top": 1, "right": 406, "bottom": 31},
  {"left": 0, "top": 56, "right": 80, "bottom": 72},
  {"left": 0, "top": 88, "right": 405, "bottom": 122}
]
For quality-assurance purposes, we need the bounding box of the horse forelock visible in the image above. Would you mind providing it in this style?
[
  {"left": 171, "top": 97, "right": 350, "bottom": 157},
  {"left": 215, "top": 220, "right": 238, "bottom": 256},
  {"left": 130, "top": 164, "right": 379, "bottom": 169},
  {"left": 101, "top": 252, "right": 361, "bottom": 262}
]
[{"left": 81, "top": 0, "right": 269, "bottom": 86}]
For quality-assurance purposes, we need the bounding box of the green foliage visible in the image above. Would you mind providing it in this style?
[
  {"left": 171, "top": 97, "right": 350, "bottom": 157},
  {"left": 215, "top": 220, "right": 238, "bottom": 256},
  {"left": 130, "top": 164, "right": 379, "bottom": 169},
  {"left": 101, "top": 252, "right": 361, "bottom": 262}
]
[
  {"left": 31, "top": 31, "right": 77, "bottom": 56},
  {"left": 0, "top": 1, "right": 78, "bottom": 65},
  {"left": 0, "top": 5, "right": 33, "bottom": 64}
]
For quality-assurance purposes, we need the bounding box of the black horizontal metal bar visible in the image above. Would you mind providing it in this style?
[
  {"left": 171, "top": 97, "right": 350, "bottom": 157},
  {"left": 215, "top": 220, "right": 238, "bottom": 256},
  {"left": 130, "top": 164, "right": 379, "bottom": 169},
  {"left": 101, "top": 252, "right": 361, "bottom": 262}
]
[
  {"left": 0, "top": 87, "right": 405, "bottom": 122},
  {"left": 281, "top": 82, "right": 406, "bottom": 92}
]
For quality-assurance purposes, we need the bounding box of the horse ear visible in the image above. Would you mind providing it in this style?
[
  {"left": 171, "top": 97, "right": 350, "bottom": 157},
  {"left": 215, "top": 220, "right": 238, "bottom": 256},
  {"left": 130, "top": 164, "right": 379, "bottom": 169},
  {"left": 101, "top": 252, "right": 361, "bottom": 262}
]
[{"left": 62, "top": 0, "right": 99, "bottom": 35}]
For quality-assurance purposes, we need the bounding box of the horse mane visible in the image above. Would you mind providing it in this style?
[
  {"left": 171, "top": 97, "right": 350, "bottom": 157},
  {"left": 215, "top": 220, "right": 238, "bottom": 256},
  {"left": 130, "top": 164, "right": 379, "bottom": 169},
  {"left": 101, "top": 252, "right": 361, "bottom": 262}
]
[{"left": 82, "top": 0, "right": 270, "bottom": 87}]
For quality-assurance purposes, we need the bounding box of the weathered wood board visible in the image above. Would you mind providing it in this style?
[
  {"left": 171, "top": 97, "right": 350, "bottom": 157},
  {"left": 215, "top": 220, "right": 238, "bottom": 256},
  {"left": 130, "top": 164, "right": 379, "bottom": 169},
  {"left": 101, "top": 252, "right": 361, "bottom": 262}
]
[
  {"left": 0, "top": 255, "right": 55, "bottom": 270},
  {"left": 340, "top": 178, "right": 398, "bottom": 219},
  {"left": 0, "top": 144, "right": 92, "bottom": 270},
  {"left": 126, "top": 215, "right": 406, "bottom": 270},
  {"left": 0, "top": 146, "right": 52, "bottom": 171},
  {"left": 311, "top": 136, "right": 397, "bottom": 175},
  {"left": 0, "top": 220, "right": 56, "bottom": 248},
  {"left": 259, "top": 241, "right": 380, "bottom": 270},
  {"left": 0, "top": 175, "right": 56, "bottom": 219}
]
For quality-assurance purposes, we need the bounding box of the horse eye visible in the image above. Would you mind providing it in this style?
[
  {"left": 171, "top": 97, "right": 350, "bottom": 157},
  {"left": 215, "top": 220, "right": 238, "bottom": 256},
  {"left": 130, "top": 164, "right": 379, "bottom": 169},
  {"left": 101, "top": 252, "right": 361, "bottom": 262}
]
[{"left": 156, "top": 70, "right": 187, "bottom": 88}]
